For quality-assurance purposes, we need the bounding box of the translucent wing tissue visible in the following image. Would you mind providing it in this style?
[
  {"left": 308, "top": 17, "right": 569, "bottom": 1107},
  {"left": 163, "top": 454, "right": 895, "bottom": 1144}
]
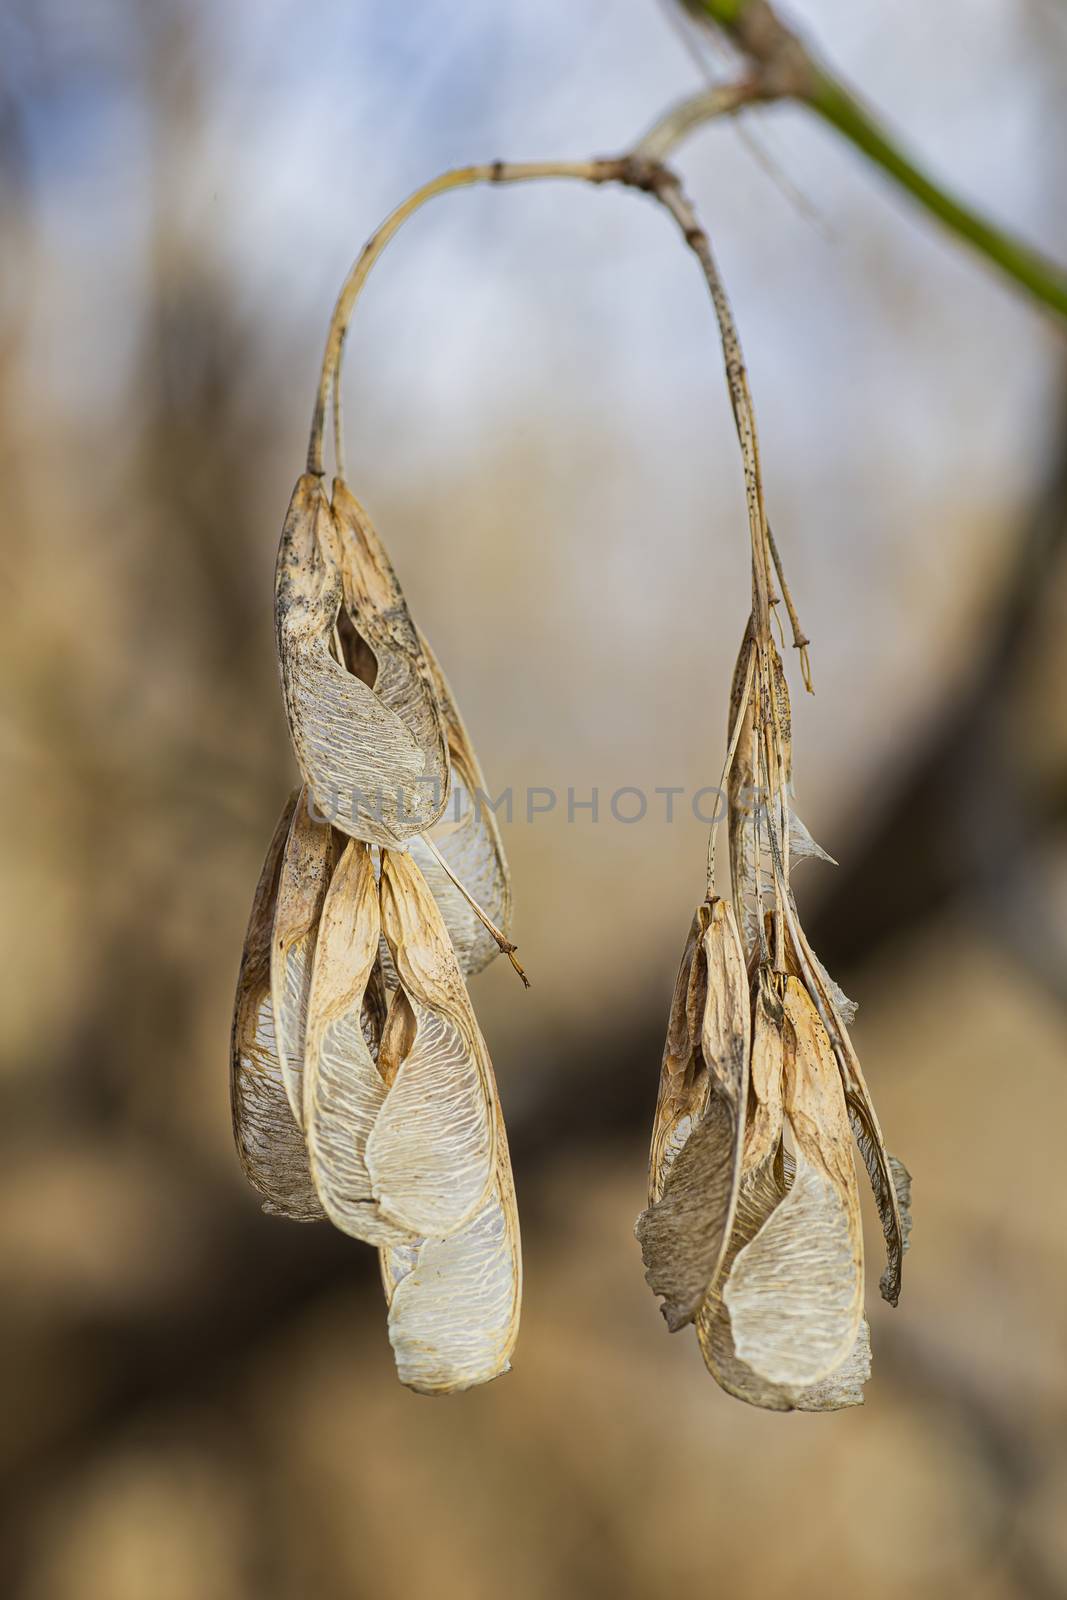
[
  {"left": 275, "top": 474, "right": 449, "bottom": 846},
  {"left": 230, "top": 790, "right": 324, "bottom": 1222},
  {"left": 234, "top": 462, "right": 521, "bottom": 1396}
]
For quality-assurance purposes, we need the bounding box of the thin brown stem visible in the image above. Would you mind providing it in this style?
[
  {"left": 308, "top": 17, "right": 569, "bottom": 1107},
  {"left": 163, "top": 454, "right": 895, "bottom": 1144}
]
[
  {"left": 766, "top": 521, "right": 812, "bottom": 691},
  {"left": 309, "top": 159, "right": 623, "bottom": 479},
  {"left": 419, "top": 831, "right": 530, "bottom": 988}
]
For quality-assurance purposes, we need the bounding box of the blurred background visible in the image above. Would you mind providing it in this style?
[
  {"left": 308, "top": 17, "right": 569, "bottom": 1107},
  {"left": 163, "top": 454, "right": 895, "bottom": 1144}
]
[{"left": 2, "top": 0, "right": 1067, "bottom": 1594}]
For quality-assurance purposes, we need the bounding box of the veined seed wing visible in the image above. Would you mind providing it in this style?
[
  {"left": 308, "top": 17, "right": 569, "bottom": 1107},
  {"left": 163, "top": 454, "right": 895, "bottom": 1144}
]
[
  {"left": 269, "top": 787, "right": 335, "bottom": 1127},
  {"left": 742, "top": 969, "right": 785, "bottom": 1171},
  {"left": 695, "top": 1151, "right": 869, "bottom": 1412},
  {"left": 697, "top": 985, "right": 870, "bottom": 1411},
  {"left": 407, "top": 629, "right": 511, "bottom": 976},
  {"left": 303, "top": 840, "right": 416, "bottom": 1247},
  {"left": 370, "top": 849, "right": 499, "bottom": 1237},
  {"left": 724, "top": 977, "right": 864, "bottom": 1389},
  {"left": 382, "top": 1111, "right": 521, "bottom": 1395},
  {"left": 636, "top": 896, "right": 750, "bottom": 1330},
  {"left": 230, "top": 791, "right": 324, "bottom": 1222},
  {"left": 788, "top": 919, "right": 910, "bottom": 1304},
  {"left": 329, "top": 478, "right": 450, "bottom": 842},
  {"left": 275, "top": 473, "right": 447, "bottom": 846},
  {"left": 646, "top": 909, "right": 705, "bottom": 1205}
]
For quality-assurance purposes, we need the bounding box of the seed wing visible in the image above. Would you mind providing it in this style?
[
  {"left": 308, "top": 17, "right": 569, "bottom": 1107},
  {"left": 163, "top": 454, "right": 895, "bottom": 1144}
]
[
  {"left": 406, "top": 630, "right": 511, "bottom": 976},
  {"left": 789, "top": 921, "right": 908, "bottom": 1304},
  {"left": 303, "top": 840, "right": 415, "bottom": 1247},
  {"left": 699, "top": 1141, "right": 872, "bottom": 1412},
  {"left": 384, "top": 1113, "right": 521, "bottom": 1395},
  {"left": 269, "top": 788, "right": 335, "bottom": 1127},
  {"left": 646, "top": 908, "right": 705, "bottom": 1204},
  {"left": 637, "top": 897, "right": 749, "bottom": 1329},
  {"left": 275, "top": 473, "right": 445, "bottom": 846},
  {"left": 369, "top": 849, "right": 498, "bottom": 1237},
  {"left": 723, "top": 978, "right": 864, "bottom": 1389},
  {"left": 230, "top": 791, "right": 324, "bottom": 1222},
  {"left": 637, "top": 1096, "right": 738, "bottom": 1331},
  {"left": 699, "top": 897, "right": 749, "bottom": 1110},
  {"left": 743, "top": 970, "right": 785, "bottom": 1171},
  {"left": 328, "top": 479, "right": 450, "bottom": 843}
]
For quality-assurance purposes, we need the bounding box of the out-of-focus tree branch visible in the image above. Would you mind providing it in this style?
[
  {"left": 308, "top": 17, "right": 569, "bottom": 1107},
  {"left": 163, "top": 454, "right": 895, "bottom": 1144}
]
[{"left": 679, "top": 0, "right": 1067, "bottom": 320}]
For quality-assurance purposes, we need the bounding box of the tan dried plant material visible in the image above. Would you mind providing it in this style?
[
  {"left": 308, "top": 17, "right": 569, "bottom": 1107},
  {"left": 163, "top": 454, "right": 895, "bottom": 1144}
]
[
  {"left": 726, "top": 627, "right": 759, "bottom": 947},
  {"left": 371, "top": 848, "right": 500, "bottom": 1237},
  {"left": 723, "top": 977, "right": 864, "bottom": 1389},
  {"left": 275, "top": 473, "right": 449, "bottom": 846},
  {"left": 269, "top": 787, "right": 336, "bottom": 1128},
  {"left": 230, "top": 791, "right": 324, "bottom": 1222},
  {"left": 407, "top": 631, "right": 512, "bottom": 977},
  {"left": 332, "top": 478, "right": 451, "bottom": 836},
  {"left": 302, "top": 839, "right": 416, "bottom": 1247},
  {"left": 698, "top": 1161, "right": 873, "bottom": 1411},
  {"left": 636, "top": 896, "right": 750, "bottom": 1331},
  {"left": 697, "top": 975, "right": 870, "bottom": 1410},
  {"left": 645, "top": 911, "right": 705, "bottom": 1204},
  {"left": 381, "top": 1109, "right": 522, "bottom": 1395},
  {"left": 785, "top": 917, "right": 911, "bottom": 1305}
]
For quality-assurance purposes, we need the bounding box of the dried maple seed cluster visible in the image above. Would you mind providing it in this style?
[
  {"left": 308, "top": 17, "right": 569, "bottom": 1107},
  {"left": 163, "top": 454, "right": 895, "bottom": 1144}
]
[
  {"left": 231, "top": 129, "right": 913, "bottom": 1410},
  {"left": 230, "top": 471, "right": 520, "bottom": 1396},
  {"left": 637, "top": 620, "right": 912, "bottom": 1409}
]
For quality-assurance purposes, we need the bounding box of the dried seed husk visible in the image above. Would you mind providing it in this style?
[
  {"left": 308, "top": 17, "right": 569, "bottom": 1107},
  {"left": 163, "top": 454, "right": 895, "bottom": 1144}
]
[
  {"left": 331, "top": 478, "right": 450, "bottom": 841},
  {"left": 275, "top": 472, "right": 449, "bottom": 846},
  {"left": 698, "top": 1143, "right": 872, "bottom": 1411},
  {"left": 786, "top": 919, "right": 909, "bottom": 1304},
  {"left": 703, "top": 1120, "right": 870, "bottom": 1408},
  {"left": 382, "top": 1109, "right": 521, "bottom": 1395},
  {"left": 647, "top": 910, "right": 706, "bottom": 1205},
  {"left": 700, "top": 896, "right": 750, "bottom": 1113},
  {"left": 637, "top": 896, "right": 750, "bottom": 1329},
  {"left": 743, "top": 968, "right": 785, "bottom": 1171},
  {"left": 723, "top": 977, "right": 864, "bottom": 1389},
  {"left": 371, "top": 849, "right": 499, "bottom": 1237},
  {"left": 303, "top": 839, "right": 416, "bottom": 1247},
  {"left": 269, "top": 787, "right": 336, "bottom": 1128},
  {"left": 230, "top": 791, "right": 324, "bottom": 1222},
  {"left": 406, "top": 630, "right": 511, "bottom": 977}
]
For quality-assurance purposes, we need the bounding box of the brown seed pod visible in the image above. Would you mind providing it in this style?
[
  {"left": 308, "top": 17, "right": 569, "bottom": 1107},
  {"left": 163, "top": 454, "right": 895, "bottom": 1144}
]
[
  {"left": 230, "top": 791, "right": 324, "bottom": 1222},
  {"left": 786, "top": 918, "right": 911, "bottom": 1305},
  {"left": 380, "top": 1108, "right": 521, "bottom": 1395},
  {"left": 636, "top": 895, "right": 750, "bottom": 1330},
  {"left": 697, "top": 973, "right": 871, "bottom": 1410},
  {"left": 302, "top": 839, "right": 416, "bottom": 1247},
  {"left": 371, "top": 849, "right": 521, "bottom": 1393},
  {"left": 269, "top": 787, "right": 336, "bottom": 1127},
  {"left": 722, "top": 977, "right": 864, "bottom": 1389},
  {"left": 371, "top": 849, "right": 501, "bottom": 1237},
  {"left": 698, "top": 1188, "right": 872, "bottom": 1413},
  {"left": 406, "top": 629, "right": 512, "bottom": 976},
  {"left": 275, "top": 472, "right": 449, "bottom": 846}
]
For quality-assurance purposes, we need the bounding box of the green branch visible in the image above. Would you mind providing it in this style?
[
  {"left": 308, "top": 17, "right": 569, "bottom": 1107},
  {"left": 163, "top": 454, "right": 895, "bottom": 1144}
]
[{"left": 684, "top": 0, "right": 1067, "bottom": 322}]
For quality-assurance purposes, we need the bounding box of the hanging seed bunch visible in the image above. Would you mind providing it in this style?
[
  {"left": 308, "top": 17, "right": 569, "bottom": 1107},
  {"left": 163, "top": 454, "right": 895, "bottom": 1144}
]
[
  {"left": 229, "top": 115, "right": 913, "bottom": 1408},
  {"left": 231, "top": 463, "right": 521, "bottom": 1395},
  {"left": 636, "top": 214, "right": 912, "bottom": 1410}
]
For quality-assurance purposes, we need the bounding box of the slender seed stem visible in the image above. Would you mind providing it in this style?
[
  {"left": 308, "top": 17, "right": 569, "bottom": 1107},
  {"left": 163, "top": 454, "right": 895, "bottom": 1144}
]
[
  {"left": 419, "top": 831, "right": 530, "bottom": 988},
  {"left": 308, "top": 159, "right": 621, "bottom": 478}
]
